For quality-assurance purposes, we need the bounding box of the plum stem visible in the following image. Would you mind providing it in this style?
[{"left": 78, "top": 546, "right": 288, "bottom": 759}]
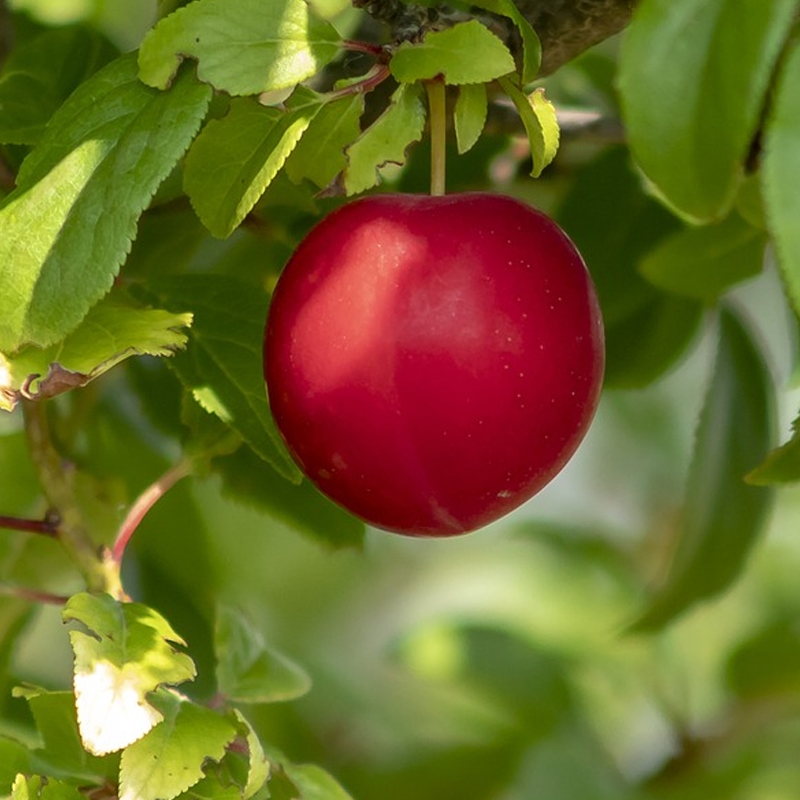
[
  {"left": 0, "top": 513, "right": 59, "bottom": 537},
  {"left": 326, "top": 63, "right": 391, "bottom": 101},
  {"left": 426, "top": 78, "right": 447, "bottom": 196}
]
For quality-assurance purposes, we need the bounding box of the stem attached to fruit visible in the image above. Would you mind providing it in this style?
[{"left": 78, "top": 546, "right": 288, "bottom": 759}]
[
  {"left": 111, "top": 458, "right": 194, "bottom": 567},
  {"left": 426, "top": 78, "right": 447, "bottom": 196}
]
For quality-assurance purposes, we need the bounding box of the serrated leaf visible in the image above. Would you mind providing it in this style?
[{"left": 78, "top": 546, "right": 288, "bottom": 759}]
[
  {"left": 633, "top": 309, "right": 774, "bottom": 631},
  {"left": 185, "top": 91, "right": 324, "bottom": 239},
  {"left": 747, "top": 413, "right": 800, "bottom": 485},
  {"left": 454, "top": 83, "right": 487, "bottom": 155},
  {"left": 13, "top": 688, "right": 118, "bottom": 782},
  {"left": 344, "top": 82, "right": 425, "bottom": 195},
  {"left": 390, "top": 20, "right": 515, "bottom": 85},
  {"left": 499, "top": 78, "right": 558, "bottom": 177},
  {"left": 212, "top": 445, "right": 365, "bottom": 550},
  {"left": 285, "top": 93, "right": 365, "bottom": 189},
  {"left": 231, "top": 710, "right": 271, "bottom": 799},
  {"left": 138, "top": 275, "right": 301, "bottom": 481},
  {"left": 0, "top": 53, "right": 211, "bottom": 352},
  {"left": 619, "top": 0, "right": 797, "bottom": 222},
  {"left": 215, "top": 605, "right": 311, "bottom": 704},
  {"left": 0, "top": 292, "right": 192, "bottom": 409},
  {"left": 138, "top": 0, "right": 340, "bottom": 95},
  {"left": 470, "top": 0, "right": 542, "bottom": 83},
  {"left": 119, "top": 691, "right": 237, "bottom": 800},
  {"left": 0, "top": 25, "right": 117, "bottom": 145},
  {"left": 63, "top": 593, "right": 197, "bottom": 756},
  {"left": 763, "top": 39, "right": 800, "bottom": 317},
  {"left": 640, "top": 213, "right": 767, "bottom": 301}
]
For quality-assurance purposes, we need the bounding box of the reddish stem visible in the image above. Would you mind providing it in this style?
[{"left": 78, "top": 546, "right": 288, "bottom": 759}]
[
  {"left": 111, "top": 460, "right": 193, "bottom": 565},
  {"left": 340, "top": 39, "right": 387, "bottom": 59},
  {"left": 0, "top": 513, "right": 59, "bottom": 537},
  {"left": 327, "top": 63, "right": 392, "bottom": 101},
  {"left": 0, "top": 584, "right": 70, "bottom": 605}
]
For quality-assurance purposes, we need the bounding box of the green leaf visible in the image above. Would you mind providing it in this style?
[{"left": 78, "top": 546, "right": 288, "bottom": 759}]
[
  {"left": 390, "top": 20, "right": 515, "bottom": 85},
  {"left": 0, "top": 292, "right": 192, "bottom": 409},
  {"left": 139, "top": 275, "right": 301, "bottom": 481},
  {"left": 633, "top": 309, "right": 774, "bottom": 631},
  {"left": 619, "top": 0, "right": 797, "bottom": 221},
  {"left": 557, "top": 146, "right": 701, "bottom": 388},
  {"left": 215, "top": 605, "right": 311, "bottom": 704},
  {"left": 280, "top": 762, "right": 355, "bottom": 800},
  {"left": 13, "top": 688, "right": 119, "bottom": 782},
  {"left": 454, "top": 83, "right": 488, "bottom": 155},
  {"left": 0, "top": 737, "right": 31, "bottom": 790},
  {"left": 0, "top": 25, "right": 117, "bottom": 145},
  {"left": 344, "top": 82, "right": 426, "bottom": 195},
  {"left": 747, "top": 412, "right": 800, "bottom": 485},
  {"left": 763, "top": 39, "right": 800, "bottom": 317},
  {"left": 0, "top": 53, "right": 212, "bottom": 352},
  {"left": 11, "top": 775, "right": 84, "bottom": 800},
  {"left": 212, "top": 445, "right": 366, "bottom": 550},
  {"left": 470, "top": 0, "right": 542, "bottom": 83},
  {"left": 118, "top": 691, "right": 237, "bottom": 800},
  {"left": 498, "top": 78, "right": 558, "bottom": 177},
  {"left": 185, "top": 90, "right": 324, "bottom": 239},
  {"left": 138, "top": 0, "right": 340, "bottom": 95},
  {"left": 231, "top": 710, "right": 271, "bottom": 799},
  {"left": 640, "top": 214, "right": 767, "bottom": 301},
  {"left": 285, "top": 93, "right": 365, "bottom": 189},
  {"left": 63, "top": 593, "right": 197, "bottom": 756}
]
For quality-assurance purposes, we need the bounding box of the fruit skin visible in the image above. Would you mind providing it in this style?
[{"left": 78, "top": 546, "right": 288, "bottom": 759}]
[{"left": 264, "top": 192, "right": 604, "bottom": 536}]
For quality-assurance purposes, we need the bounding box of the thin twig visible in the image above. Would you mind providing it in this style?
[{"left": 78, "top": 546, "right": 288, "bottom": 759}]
[
  {"left": 0, "top": 513, "right": 59, "bottom": 537},
  {"left": 111, "top": 460, "right": 194, "bottom": 565},
  {"left": 0, "top": 584, "right": 70, "bottom": 605}
]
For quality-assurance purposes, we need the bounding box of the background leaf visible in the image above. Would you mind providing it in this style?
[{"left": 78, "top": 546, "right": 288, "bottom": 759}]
[
  {"left": 639, "top": 213, "right": 767, "bottom": 301},
  {"left": 138, "top": 0, "right": 340, "bottom": 95},
  {"left": 0, "top": 25, "right": 117, "bottom": 145},
  {"left": 0, "top": 54, "right": 211, "bottom": 352},
  {"left": 140, "top": 275, "right": 301, "bottom": 482},
  {"left": 215, "top": 605, "right": 311, "bottom": 704},
  {"left": 763, "top": 39, "right": 800, "bottom": 317},
  {"left": 389, "top": 20, "right": 515, "bottom": 85},
  {"left": 633, "top": 308, "right": 775, "bottom": 630},
  {"left": 619, "top": 0, "right": 797, "bottom": 221}
]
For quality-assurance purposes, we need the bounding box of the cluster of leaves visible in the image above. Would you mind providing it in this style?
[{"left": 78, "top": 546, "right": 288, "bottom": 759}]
[{"left": 1, "top": 0, "right": 800, "bottom": 798}]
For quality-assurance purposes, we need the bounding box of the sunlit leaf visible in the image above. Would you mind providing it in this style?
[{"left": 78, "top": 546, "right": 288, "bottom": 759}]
[
  {"left": 390, "top": 20, "right": 515, "bottom": 85},
  {"left": 63, "top": 593, "right": 196, "bottom": 756},
  {"left": 118, "top": 691, "right": 236, "bottom": 800},
  {"left": 139, "top": 0, "right": 340, "bottom": 95},
  {"left": 0, "top": 54, "right": 211, "bottom": 352},
  {"left": 232, "top": 710, "right": 271, "bottom": 799},
  {"left": 633, "top": 309, "right": 774, "bottom": 630},
  {"left": 1, "top": 293, "right": 192, "bottom": 409},
  {"left": 471, "top": 0, "right": 542, "bottom": 83},
  {"left": 499, "top": 78, "right": 558, "bottom": 177},
  {"left": 344, "top": 82, "right": 426, "bottom": 195}
]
